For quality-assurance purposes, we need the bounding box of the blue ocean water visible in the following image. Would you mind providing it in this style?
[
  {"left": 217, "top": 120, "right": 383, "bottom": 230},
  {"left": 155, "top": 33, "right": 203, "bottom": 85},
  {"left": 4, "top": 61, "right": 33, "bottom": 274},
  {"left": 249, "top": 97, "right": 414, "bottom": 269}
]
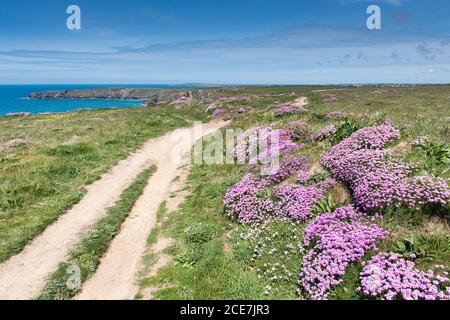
[{"left": 0, "top": 84, "right": 200, "bottom": 115}]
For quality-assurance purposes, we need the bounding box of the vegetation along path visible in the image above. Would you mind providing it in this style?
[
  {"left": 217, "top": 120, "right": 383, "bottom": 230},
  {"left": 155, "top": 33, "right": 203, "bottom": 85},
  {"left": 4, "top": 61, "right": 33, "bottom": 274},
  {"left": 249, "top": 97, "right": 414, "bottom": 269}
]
[{"left": 0, "top": 120, "right": 227, "bottom": 300}]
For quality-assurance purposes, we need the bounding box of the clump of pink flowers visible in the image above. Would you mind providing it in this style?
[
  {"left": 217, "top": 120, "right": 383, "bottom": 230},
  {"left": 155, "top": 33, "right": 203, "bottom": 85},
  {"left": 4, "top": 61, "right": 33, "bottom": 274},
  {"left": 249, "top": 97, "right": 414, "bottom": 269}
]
[
  {"left": 321, "top": 124, "right": 450, "bottom": 210},
  {"left": 357, "top": 252, "right": 450, "bottom": 300},
  {"left": 297, "top": 171, "right": 310, "bottom": 184},
  {"left": 234, "top": 126, "right": 299, "bottom": 165},
  {"left": 323, "top": 96, "right": 337, "bottom": 103},
  {"left": 284, "top": 121, "right": 309, "bottom": 141},
  {"left": 212, "top": 108, "right": 225, "bottom": 117},
  {"left": 225, "top": 123, "right": 336, "bottom": 223},
  {"left": 260, "top": 155, "right": 309, "bottom": 183},
  {"left": 223, "top": 173, "right": 274, "bottom": 223},
  {"left": 325, "top": 111, "right": 349, "bottom": 119},
  {"left": 273, "top": 179, "right": 336, "bottom": 222},
  {"left": 275, "top": 104, "right": 309, "bottom": 117},
  {"left": 300, "top": 206, "right": 388, "bottom": 300},
  {"left": 313, "top": 124, "right": 337, "bottom": 141}
]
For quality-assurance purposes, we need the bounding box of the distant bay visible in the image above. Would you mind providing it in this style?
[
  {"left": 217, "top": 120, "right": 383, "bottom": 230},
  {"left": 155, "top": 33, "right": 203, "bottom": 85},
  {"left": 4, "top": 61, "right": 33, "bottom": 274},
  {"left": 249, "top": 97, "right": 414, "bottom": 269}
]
[{"left": 0, "top": 84, "right": 203, "bottom": 115}]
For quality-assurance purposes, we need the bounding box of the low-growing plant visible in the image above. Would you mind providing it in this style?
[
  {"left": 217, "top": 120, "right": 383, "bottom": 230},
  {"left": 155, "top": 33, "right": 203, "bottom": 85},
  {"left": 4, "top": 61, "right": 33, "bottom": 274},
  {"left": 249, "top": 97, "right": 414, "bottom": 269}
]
[
  {"left": 309, "top": 171, "right": 332, "bottom": 183},
  {"left": 184, "top": 223, "right": 219, "bottom": 244},
  {"left": 413, "top": 141, "right": 450, "bottom": 175},
  {"left": 314, "top": 193, "right": 344, "bottom": 214},
  {"left": 330, "top": 121, "right": 363, "bottom": 145}
]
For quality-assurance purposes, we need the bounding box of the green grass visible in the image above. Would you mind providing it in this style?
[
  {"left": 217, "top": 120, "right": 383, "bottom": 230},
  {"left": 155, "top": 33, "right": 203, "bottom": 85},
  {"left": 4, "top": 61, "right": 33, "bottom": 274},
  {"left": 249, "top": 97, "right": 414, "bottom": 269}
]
[
  {"left": 0, "top": 103, "right": 207, "bottom": 262},
  {"left": 38, "top": 165, "right": 156, "bottom": 300}
]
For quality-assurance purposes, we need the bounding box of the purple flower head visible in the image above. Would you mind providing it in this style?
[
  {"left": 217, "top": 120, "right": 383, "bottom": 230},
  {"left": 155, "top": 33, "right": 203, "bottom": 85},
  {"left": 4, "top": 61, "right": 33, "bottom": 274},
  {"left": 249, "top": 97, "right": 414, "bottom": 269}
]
[
  {"left": 212, "top": 108, "right": 225, "bottom": 117},
  {"left": 300, "top": 206, "right": 387, "bottom": 300},
  {"left": 358, "top": 252, "right": 450, "bottom": 300},
  {"left": 313, "top": 124, "right": 337, "bottom": 141},
  {"left": 323, "top": 96, "right": 337, "bottom": 103}
]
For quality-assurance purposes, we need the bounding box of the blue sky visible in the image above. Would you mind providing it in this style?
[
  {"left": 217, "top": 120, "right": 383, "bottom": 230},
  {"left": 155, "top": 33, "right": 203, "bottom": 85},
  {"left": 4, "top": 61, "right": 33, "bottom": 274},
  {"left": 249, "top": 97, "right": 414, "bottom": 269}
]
[{"left": 1, "top": 0, "right": 450, "bottom": 84}]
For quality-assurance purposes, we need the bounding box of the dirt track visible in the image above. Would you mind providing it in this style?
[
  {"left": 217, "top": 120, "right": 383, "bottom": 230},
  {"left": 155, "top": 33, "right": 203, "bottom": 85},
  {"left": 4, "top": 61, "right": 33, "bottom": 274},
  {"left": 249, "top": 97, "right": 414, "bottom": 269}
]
[
  {"left": 0, "top": 120, "right": 227, "bottom": 300},
  {"left": 77, "top": 120, "right": 227, "bottom": 300}
]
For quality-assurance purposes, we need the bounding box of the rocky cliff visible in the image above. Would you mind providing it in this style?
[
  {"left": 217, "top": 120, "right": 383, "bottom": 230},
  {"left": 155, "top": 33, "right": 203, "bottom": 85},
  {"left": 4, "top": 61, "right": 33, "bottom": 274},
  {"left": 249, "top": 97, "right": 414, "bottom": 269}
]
[{"left": 28, "top": 88, "right": 214, "bottom": 105}]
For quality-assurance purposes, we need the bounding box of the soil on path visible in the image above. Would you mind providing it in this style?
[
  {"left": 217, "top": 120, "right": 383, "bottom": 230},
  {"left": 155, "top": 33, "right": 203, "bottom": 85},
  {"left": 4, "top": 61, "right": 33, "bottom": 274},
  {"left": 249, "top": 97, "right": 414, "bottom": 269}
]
[{"left": 76, "top": 120, "right": 228, "bottom": 300}]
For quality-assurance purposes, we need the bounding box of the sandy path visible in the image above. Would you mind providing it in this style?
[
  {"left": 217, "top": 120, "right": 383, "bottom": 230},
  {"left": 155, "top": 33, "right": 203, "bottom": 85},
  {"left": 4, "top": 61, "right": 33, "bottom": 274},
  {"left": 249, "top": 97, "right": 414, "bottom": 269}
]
[
  {"left": 76, "top": 120, "right": 227, "bottom": 300},
  {"left": 0, "top": 120, "right": 227, "bottom": 300}
]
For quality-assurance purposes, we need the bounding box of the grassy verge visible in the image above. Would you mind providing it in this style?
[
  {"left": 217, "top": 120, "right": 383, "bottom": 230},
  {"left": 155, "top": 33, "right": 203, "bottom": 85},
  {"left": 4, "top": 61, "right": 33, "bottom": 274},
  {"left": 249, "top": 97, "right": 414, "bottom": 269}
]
[
  {"left": 38, "top": 165, "right": 157, "bottom": 300},
  {"left": 0, "top": 104, "right": 207, "bottom": 262}
]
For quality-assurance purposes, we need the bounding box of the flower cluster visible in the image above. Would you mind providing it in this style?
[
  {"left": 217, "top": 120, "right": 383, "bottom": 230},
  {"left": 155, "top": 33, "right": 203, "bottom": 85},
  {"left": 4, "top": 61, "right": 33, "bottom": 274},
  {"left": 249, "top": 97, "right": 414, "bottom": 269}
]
[
  {"left": 297, "top": 171, "right": 310, "bottom": 184},
  {"left": 321, "top": 124, "right": 450, "bottom": 210},
  {"left": 260, "top": 155, "right": 309, "bottom": 183},
  {"left": 234, "top": 126, "right": 300, "bottom": 165},
  {"left": 239, "top": 217, "right": 305, "bottom": 293},
  {"left": 323, "top": 96, "right": 337, "bottom": 103},
  {"left": 325, "top": 111, "right": 349, "bottom": 119},
  {"left": 300, "top": 206, "right": 387, "bottom": 300},
  {"left": 212, "top": 108, "right": 225, "bottom": 117},
  {"left": 223, "top": 173, "right": 274, "bottom": 223},
  {"left": 357, "top": 252, "right": 450, "bottom": 300},
  {"left": 273, "top": 179, "right": 336, "bottom": 222},
  {"left": 274, "top": 104, "right": 309, "bottom": 117},
  {"left": 313, "top": 124, "right": 337, "bottom": 141},
  {"left": 234, "top": 126, "right": 272, "bottom": 163},
  {"left": 284, "top": 121, "right": 309, "bottom": 141},
  {"left": 225, "top": 122, "right": 335, "bottom": 224}
]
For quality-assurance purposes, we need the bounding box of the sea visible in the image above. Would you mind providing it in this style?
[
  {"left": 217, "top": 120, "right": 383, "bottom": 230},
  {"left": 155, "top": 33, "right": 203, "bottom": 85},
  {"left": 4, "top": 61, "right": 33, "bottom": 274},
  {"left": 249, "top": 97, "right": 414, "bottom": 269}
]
[{"left": 0, "top": 84, "right": 203, "bottom": 115}]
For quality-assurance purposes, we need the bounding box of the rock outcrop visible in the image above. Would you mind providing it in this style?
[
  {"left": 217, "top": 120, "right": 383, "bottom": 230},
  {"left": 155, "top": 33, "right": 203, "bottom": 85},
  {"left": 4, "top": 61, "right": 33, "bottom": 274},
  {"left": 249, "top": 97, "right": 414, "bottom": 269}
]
[{"left": 29, "top": 88, "right": 213, "bottom": 105}]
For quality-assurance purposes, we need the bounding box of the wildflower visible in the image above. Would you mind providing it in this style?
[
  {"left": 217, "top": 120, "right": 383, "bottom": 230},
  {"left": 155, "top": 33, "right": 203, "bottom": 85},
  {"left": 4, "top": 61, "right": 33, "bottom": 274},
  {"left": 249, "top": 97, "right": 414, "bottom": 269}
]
[
  {"left": 212, "top": 108, "right": 225, "bottom": 117},
  {"left": 325, "top": 111, "right": 349, "bottom": 119},
  {"left": 358, "top": 253, "right": 450, "bottom": 300},
  {"left": 323, "top": 96, "right": 337, "bottom": 103},
  {"left": 321, "top": 124, "right": 450, "bottom": 210},
  {"left": 313, "top": 124, "right": 337, "bottom": 141},
  {"left": 300, "top": 206, "right": 387, "bottom": 300}
]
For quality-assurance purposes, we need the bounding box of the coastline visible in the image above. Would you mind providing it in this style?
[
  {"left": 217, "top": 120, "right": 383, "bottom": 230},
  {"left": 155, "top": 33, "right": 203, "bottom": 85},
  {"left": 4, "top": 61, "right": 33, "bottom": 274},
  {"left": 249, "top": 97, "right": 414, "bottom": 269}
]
[
  {"left": 0, "top": 100, "right": 147, "bottom": 117},
  {"left": 0, "top": 85, "right": 213, "bottom": 116}
]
